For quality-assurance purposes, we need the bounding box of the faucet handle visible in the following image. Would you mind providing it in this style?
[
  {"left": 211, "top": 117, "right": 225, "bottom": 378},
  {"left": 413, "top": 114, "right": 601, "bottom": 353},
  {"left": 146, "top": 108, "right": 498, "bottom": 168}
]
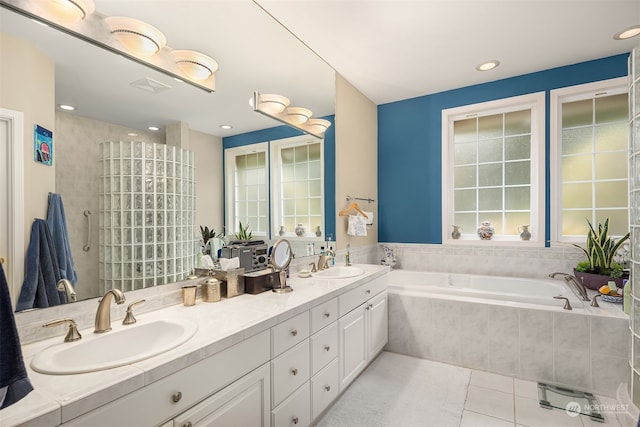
[
  {"left": 590, "top": 294, "right": 601, "bottom": 308},
  {"left": 553, "top": 296, "right": 573, "bottom": 310},
  {"left": 43, "top": 318, "right": 82, "bottom": 342},
  {"left": 123, "top": 299, "right": 146, "bottom": 325}
]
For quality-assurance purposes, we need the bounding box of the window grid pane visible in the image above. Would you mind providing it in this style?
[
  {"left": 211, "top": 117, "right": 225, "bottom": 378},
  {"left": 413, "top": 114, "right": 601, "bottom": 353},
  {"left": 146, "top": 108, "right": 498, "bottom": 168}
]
[
  {"left": 452, "top": 109, "right": 533, "bottom": 237},
  {"left": 560, "top": 93, "right": 628, "bottom": 236},
  {"left": 234, "top": 152, "right": 268, "bottom": 234}
]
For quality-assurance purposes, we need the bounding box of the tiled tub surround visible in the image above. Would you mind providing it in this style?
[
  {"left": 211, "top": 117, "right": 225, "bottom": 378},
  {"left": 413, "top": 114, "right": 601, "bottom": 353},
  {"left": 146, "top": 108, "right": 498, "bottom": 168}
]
[
  {"left": 2, "top": 264, "right": 389, "bottom": 426},
  {"left": 386, "top": 269, "right": 629, "bottom": 399}
]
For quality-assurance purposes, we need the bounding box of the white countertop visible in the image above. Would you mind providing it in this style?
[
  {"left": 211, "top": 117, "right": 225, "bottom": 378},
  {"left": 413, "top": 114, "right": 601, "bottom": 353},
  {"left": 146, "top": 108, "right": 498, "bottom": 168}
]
[{"left": 2, "top": 264, "right": 389, "bottom": 427}]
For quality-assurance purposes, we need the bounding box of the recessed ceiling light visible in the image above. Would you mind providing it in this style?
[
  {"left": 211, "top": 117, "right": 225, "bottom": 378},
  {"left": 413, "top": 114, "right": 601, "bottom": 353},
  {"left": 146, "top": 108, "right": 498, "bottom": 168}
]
[
  {"left": 59, "top": 104, "right": 75, "bottom": 111},
  {"left": 476, "top": 60, "right": 500, "bottom": 71},
  {"left": 148, "top": 126, "right": 159, "bottom": 131},
  {"left": 614, "top": 25, "right": 640, "bottom": 40},
  {"left": 220, "top": 125, "right": 233, "bottom": 130}
]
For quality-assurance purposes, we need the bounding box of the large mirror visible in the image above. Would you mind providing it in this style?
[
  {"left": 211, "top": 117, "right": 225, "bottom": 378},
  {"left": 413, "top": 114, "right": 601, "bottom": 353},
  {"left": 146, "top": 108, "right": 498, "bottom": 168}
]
[{"left": 0, "top": 1, "right": 335, "bottom": 310}]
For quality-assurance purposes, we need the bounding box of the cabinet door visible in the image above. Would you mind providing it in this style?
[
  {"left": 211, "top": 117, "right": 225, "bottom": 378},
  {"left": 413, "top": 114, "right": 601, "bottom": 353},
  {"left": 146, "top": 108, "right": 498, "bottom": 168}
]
[
  {"left": 338, "top": 305, "right": 367, "bottom": 391},
  {"left": 367, "top": 291, "right": 388, "bottom": 361},
  {"left": 172, "top": 364, "right": 270, "bottom": 427}
]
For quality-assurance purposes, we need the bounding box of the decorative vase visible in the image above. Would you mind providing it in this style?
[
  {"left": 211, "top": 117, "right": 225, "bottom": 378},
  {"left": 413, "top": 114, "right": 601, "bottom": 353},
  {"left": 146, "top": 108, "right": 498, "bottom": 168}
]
[
  {"left": 279, "top": 226, "right": 285, "bottom": 236},
  {"left": 573, "top": 269, "right": 628, "bottom": 290},
  {"left": 518, "top": 225, "right": 531, "bottom": 241},
  {"left": 477, "top": 221, "right": 494, "bottom": 240},
  {"left": 295, "top": 223, "right": 305, "bottom": 237},
  {"left": 451, "top": 225, "right": 462, "bottom": 239},
  {"left": 315, "top": 226, "right": 322, "bottom": 237}
]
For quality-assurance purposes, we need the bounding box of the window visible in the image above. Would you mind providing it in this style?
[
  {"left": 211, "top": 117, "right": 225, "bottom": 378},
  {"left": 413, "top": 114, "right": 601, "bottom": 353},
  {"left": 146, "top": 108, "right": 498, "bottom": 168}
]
[
  {"left": 224, "top": 143, "right": 268, "bottom": 236},
  {"left": 224, "top": 135, "right": 324, "bottom": 239},
  {"left": 271, "top": 136, "right": 324, "bottom": 238},
  {"left": 550, "top": 77, "right": 629, "bottom": 241},
  {"left": 442, "top": 92, "right": 545, "bottom": 244}
]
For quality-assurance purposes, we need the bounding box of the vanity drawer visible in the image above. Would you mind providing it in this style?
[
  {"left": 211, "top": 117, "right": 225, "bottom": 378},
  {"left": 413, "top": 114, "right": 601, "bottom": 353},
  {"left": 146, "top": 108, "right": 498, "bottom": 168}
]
[
  {"left": 338, "top": 276, "right": 387, "bottom": 317},
  {"left": 310, "top": 322, "right": 337, "bottom": 375},
  {"left": 271, "top": 339, "right": 310, "bottom": 408},
  {"left": 311, "top": 359, "right": 339, "bottom": 421},
  {"left": 310, "top": 298, "right": 338, "bottom": 334},
  {"left": 271, "top": 381, "right": 311, "bottom": 427},
  {"left": 271, "top": 311, "right": 310, "bottom": 357}
]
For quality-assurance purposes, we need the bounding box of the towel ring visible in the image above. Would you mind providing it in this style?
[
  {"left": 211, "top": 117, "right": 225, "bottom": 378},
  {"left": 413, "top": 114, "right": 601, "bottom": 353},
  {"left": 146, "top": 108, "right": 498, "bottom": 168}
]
[{"left": 83, "top": 210, "right": 91, "bottom": 252}]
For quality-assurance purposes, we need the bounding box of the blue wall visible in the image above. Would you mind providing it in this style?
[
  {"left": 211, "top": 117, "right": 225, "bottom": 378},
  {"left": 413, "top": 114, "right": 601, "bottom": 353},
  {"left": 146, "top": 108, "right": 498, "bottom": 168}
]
[
  {"left": 222, "top": 115, "right": 336, "bottom": 239},
  {"left": 378, "top": 54, "right": 630, "bottom": 244}
]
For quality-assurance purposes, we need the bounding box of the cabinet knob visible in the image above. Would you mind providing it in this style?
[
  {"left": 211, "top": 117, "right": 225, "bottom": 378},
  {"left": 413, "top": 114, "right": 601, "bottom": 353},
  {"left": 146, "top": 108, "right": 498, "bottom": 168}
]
[
  {"left": 291, "top": 368, "right": 298, "bottom": 376},
  {"left": 324, "top": 345, "right": 331, "bottom": 352},
  {"left": 365, "top": 305, "right": 371, "bottom": 310},
  {"left": 324, "top": 311, "right": 331, "bottom": 318},
  {"left": 172, "top": 391, "right": 182, "bottom": 403},
  {"left": 291, "top": 329, "right": 298, "bottom": 337},
  {"left": 325, "top": 385, "right": 331, "bottom": 392},
  {"left": 183, "top": 422, "right": 192, "bottom": 427},
  {"left": 365, "top": 289, "right": 371, "bottom": 294},
  {"left": 292, "top": 416, "right": 299, "bottom": 425}
]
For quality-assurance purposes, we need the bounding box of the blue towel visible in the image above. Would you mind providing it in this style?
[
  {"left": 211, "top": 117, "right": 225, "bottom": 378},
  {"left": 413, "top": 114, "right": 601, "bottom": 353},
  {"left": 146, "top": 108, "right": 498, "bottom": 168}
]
[
  {"left": 16, "top": 219, "right": 65, "bottom": 311},
  {"left": 47, "top": 193, "right": 78, "bottom": 287},
  {"left": 0, "top": 262, "right": 33, "bottom": 408}
]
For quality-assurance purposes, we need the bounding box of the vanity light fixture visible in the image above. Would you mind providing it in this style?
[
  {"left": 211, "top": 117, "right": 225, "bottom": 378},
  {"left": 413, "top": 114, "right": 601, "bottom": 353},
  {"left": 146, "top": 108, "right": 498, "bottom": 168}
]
[
  {"left": 252, "top": 92, "right": 331, "bottom": 139},
  {"left": 171, "top": 50, "right": 219, "bottom": 82},
  {"left": 105, "top": 16, "right": 167, "bottom": 56},
  {"left": 44, "top": 0, "right": 95, "bottom": 23},
  {"left": 59, "top": 104, "right": 75, "bottom": 111},
  {"left": 614, "top": 25, "right": 640, "bottom": 40},
  {"left": 476, "top": 60, "right": 500, "bottom": 71}
]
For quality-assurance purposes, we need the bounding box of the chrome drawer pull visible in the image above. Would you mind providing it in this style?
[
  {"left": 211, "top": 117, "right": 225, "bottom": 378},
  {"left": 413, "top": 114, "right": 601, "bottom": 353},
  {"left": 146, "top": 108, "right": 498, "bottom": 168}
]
[
  {"left": 324, "top": 345, "right": 331, "bottom": 351},
  {"left": 324, "top": 311, "right": 331, "bottom": 318},
  {"left": 172, "top": 391, "right": 182, "bottom": 403},
  {"left": 292, "top": 416, "right": 299, "bottom": 425},
  {"left": 325, "top": 385, "right": 331, "bottom": 392},
  {"left": 291, "top": 368, "right": 298, "bottom": 376},
  {"left": 291, "top": 329, "right": 298, "bottom": 337}
]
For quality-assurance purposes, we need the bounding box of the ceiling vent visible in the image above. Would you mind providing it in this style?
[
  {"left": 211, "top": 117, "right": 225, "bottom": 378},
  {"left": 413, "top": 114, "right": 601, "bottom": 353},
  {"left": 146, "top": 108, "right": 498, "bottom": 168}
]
[{"left": 130, "top": 77, "right": 171, "bottom": 94}]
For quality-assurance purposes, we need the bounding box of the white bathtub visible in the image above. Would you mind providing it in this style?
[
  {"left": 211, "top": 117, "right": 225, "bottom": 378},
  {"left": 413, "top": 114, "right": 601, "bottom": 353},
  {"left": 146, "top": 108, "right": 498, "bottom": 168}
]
[{"left": 387, "top": 270, "right": 584, "bottom": 310}]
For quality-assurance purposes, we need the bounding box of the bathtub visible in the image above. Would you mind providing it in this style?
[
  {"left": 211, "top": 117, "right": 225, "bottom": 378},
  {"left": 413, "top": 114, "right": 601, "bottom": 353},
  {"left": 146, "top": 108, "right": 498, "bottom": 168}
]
[{"left": 386, "top": 270, "right": 584, "bottom": 310}]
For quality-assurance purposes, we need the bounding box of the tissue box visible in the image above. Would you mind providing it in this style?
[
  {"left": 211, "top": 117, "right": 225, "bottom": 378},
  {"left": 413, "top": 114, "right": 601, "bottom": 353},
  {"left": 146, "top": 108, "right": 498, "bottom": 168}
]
[{"left": 242, "top": 269, "right": 280, "bottom": 294}]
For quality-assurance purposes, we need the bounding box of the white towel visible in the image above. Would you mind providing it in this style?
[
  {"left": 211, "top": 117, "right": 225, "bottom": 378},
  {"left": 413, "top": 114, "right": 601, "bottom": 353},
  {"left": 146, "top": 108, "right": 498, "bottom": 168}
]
[
  {"left": 363, "top": 211, "right": 374, "bottom": 225},
  {"left": 348, "top": 215, "right": 367, "bottom": 236}
]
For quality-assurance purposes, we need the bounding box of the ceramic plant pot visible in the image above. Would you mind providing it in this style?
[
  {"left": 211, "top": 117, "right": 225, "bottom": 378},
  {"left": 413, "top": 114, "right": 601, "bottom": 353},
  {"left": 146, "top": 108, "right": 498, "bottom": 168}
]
[{"left": 573, "top": 269, "right": 628, "bottom": 290}]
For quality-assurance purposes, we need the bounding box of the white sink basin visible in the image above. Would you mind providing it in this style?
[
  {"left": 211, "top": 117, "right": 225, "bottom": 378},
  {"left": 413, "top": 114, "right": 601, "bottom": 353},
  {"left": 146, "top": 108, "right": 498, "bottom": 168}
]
[
  {"left": 313, "top": 266, "right": 365, "bottom": 279},
  {"left": 31, "top": 318, "right": 198, "bottom": 375}
]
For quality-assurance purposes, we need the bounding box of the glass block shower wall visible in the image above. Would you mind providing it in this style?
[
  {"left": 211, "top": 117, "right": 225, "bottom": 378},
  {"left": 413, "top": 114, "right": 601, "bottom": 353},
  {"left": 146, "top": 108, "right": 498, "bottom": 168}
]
[
  {"left": 99, "top": 141, "right": 196, "bottom": 293},
  {"left": 630, "top": 45, "right": 640, "bottom": 408}
]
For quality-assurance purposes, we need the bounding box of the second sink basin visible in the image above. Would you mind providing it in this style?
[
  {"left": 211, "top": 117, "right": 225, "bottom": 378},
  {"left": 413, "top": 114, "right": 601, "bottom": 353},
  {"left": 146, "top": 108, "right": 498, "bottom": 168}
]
[
  {"left": 313, "top": 266, "right": 365, "bottom": 279},
  {"left": 31, "top": 318, "right": 198, "bottom": 375}
]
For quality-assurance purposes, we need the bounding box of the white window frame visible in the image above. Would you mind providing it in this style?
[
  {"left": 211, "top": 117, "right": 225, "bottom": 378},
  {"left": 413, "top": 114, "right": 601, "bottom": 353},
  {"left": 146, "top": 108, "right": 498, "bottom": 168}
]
[
  {"left": 441, "top": 92, "right": 546, "bottom": 245},
  {"left": 224, "top": 142, "right": 269, "bottom": 238},
  {"left": 550, "top": 77, "right": 628, "bottom": 243},
  {"left": 270, "top": 134, "right": 325, "bottom": 239}
]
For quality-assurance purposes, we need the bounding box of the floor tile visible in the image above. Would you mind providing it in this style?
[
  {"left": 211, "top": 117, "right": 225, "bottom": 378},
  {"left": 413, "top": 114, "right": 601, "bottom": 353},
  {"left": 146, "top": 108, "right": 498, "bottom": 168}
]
[
  {"left": 514, "top": 378, "right": 539, "bottom": 399},
  {"left": 465, "top": 385, "right": 515, "bottom": 422},
  {"left": 514, "top": 395, "right": 582, "bottom": 427},
  {"left": 471, "top": 369, "right": 515, "bottom": 394},
  {"left": 460, "top": 410, "right": 515, "bottom": 427}
]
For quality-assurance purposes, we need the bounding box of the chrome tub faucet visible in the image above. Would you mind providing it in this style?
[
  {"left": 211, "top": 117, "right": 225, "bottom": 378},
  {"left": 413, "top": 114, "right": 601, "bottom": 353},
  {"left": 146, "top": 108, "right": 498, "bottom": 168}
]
[{"left": 549, "top": 272, "right": 590, "bottom": 302}]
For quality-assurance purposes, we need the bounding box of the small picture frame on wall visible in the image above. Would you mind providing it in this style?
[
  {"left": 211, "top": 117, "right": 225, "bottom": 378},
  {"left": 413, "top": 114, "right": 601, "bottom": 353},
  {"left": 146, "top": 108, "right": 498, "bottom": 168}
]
[{"left": 34, "top": 124, "right": 53, "bottom": 166}]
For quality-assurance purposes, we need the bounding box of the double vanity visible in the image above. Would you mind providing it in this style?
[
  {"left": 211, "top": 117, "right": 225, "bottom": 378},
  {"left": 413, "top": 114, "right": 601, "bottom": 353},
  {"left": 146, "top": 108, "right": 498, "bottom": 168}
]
[{"left": 4, "top": 264, "right": 389, "bottom": 427}]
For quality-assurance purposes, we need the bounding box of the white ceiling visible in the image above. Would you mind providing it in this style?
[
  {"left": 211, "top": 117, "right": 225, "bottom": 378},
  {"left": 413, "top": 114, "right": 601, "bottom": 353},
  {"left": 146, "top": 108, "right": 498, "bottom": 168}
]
[{"left": 2, "top": 0, "right": 639, "bottom": 137}]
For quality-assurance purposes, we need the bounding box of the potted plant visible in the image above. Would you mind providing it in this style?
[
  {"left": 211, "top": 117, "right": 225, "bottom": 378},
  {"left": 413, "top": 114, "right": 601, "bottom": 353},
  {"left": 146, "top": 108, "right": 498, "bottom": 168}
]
[
  {"left": 199, "top": 225, "right": 223, "bottom": 255},
  {"left": 234, "top": 221, "right": 253, "bottom": 242},
  {"left": 571, "top": 217, "right": 630, "bottom": 290}
]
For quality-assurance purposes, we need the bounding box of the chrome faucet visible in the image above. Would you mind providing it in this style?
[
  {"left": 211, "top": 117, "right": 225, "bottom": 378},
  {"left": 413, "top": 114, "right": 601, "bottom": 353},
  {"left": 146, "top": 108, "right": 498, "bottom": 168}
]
[
  {"left": 57, "top": 279, "right": 77, "bottom": 303},
  {"left": 94, "top": 289, "right": 125, "bottom": 333},
  {"left": 549, "top": 272, "right": 590, "bottom": 302},
  {"left": 317, "top": 249, "right": 336, "bottom": 270}
]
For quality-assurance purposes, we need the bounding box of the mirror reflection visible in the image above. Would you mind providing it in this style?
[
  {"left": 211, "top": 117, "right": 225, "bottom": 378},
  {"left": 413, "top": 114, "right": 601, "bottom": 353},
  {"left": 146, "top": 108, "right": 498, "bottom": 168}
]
[{"left": 0, "top": 1, "right": 335, "bottom": 310}]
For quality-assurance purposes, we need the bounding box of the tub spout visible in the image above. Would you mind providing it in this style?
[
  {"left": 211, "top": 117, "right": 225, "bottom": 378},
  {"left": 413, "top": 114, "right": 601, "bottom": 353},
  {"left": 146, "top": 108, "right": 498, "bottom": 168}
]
[{"left": 549, "top": 272, "right": 589, "bottom": 302}]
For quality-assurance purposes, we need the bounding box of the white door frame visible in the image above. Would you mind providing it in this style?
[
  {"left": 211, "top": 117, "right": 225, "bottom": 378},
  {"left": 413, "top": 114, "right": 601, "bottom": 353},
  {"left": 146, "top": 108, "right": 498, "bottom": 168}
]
[{"left": 1, "top": 108, "right": 25, "bottom": 309}]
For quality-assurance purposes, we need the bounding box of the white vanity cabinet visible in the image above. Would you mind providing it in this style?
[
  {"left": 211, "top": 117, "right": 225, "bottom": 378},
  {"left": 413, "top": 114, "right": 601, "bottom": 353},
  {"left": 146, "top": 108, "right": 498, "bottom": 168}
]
[
  {"left": 338, "top": 277, "right": 388, "bottom": 391},
  {"left": 61, "top": 331, "right": 270, "bottom": 427}
]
